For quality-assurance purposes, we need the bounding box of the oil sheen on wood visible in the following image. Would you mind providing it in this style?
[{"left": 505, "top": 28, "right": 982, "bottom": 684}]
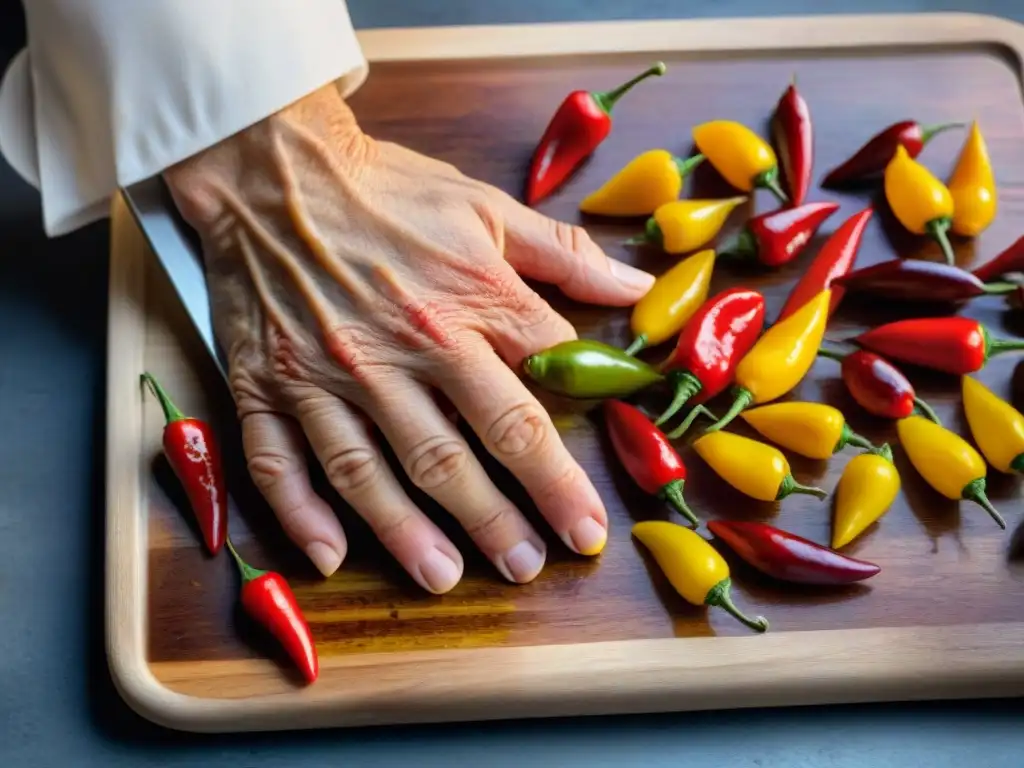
[{"left": 144, "top": 47, "right": 1024, "bottom": 677}]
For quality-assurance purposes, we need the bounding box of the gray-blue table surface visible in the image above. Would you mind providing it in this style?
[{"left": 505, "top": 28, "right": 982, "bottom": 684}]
[{"left": 2, "top": 2, "right": 1022, "bottom": 766}]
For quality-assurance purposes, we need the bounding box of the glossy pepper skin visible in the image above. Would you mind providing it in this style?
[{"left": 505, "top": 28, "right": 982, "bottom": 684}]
[
  {"left": 141, "top": 372, "right": 226, "bottom": 556},
  {"left": 708, "top": 520, "right": 880, "bottom": 585},
  {"left": 832, "top": 259, "right": 1016, "bottom": 303},
  {"left": 961, "top": 376, "right": 1024, "bottom": 474},
  {"left": 692, "top": 430, "right": 828, "bottom": 502},
  {"left": 972, "top": 235, "right": 1024, "bottom": 282},
  {"left": 625, "top": 248, "right": 716, "bottom": 355},
  {"left": 524, "top": 339, "right": 663, "bottom": 399},
  {"left": 853, "top": 317, "right": 1024, "bottom": 376},
  {"left": 948, "top": 121, "right": 997, "bottom": 237},
  {"left": 897, "top": 415, "right": 1005, "bottom": 529},
  {"left": 777, "top": 206, "right": 873, "bottom": 322},
  {"left": 884, "top": 145, "right": 956, "bottom": 266},
  {"left": 579, "top": 149, "right": 705, "bottom": 216},
  {"left": 832, "top": 444, "right": 901, "bottom": 548},
  {"left": 821, "top": 120, "right": 962, "bottom": 187},
  {"left": 627, "top": 198, "right": 746, "bottom": 255},
  {"left": 816, "top": 348, "right": 941, "bottom": 423},
  {"left": 739, "top": 401, "right": 876, "bottom": 460},
  {"left": 525, "top": 62, "right": 666, "bottom": 205},
  {"left": 771, "top": 76, "right": 813, "bottom": 206},
  {"left": 706, "top": 289, "right": 831, "bottom": 433},
  {"left": 720, "top": 201, "right": 839, "bottom": 268},
  {"left": 655, "top": 288, "right": 766, "bottom": 426},
  {"left": 692, "top": 120, "right": 788, "bottom": 204},
  {"left": 604, "top": 400, "right": 699, "bottom": 526},
  {"left": 632, "top": 521, "right": 768, "bottom": 632},
  {"left": 225, "top": 538, "right": 319, "bottom": 684}
]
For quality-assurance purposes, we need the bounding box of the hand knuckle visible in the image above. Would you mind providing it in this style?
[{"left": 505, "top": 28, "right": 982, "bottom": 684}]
[
  {"left": 247, "top": 450, "right": 295, "bottom": 492},
  {"left": 405, "top": 435, "right": 468, "bottom": 490},
  {"left": 464, "top": 506, "right": 514, "bottom": 539},
  {"left": 488, "top": 402, "right": 548, "bottom": 458},
  {"left": 323, "top": 446, "right": 380, "bottom": 495},
  {"left": 554, "top": 221, "right": 592, "bottom": 254}
]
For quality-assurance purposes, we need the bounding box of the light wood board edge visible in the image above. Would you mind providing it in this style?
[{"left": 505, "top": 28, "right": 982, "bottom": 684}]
[{"left": 106, "top": 12, "right": 1024, "bottom": 734}]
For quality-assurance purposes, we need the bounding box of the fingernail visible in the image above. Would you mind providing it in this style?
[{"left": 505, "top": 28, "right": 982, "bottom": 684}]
[
  {"left": 497, "top": 539, "right": 546, "bottom": 583},
  {"left": 417, "top": 547, "right": 463, "bottom": 594},
  {"left": 564, "top": 517, "right": 607, "bottom": 556},
  {"left": 306, "top": 542, "right": 343, "bottom": 577},
  {"left": 609, "top": 258, "right": 656, "bottom": 292}
]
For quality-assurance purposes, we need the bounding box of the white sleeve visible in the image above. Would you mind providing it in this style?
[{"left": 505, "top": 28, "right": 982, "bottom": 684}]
[{"left": 0, "top": 1, "right": 368, "bottom": 237}]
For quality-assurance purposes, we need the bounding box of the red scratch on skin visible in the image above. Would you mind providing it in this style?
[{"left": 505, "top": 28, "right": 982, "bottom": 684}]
[
  {"left": 324, "top": 328, "right": 368, "bottom": 383},
  {"left": 446, "top": 258, "right": 504, "bottom": 290},
  {"left": 267, "top": 324, "right": 304, "bottom": 381},
  {"left": 371, "top": 265, "right": 454, "bottom": 349}
]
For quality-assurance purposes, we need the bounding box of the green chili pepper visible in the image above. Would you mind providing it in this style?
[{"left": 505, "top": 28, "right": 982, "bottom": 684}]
[{"left": 523, "top": 340, "right": 664, "bottom": 398}]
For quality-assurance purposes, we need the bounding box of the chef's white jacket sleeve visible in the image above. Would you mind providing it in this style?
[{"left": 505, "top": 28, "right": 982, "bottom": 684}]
[{"left": 0, "top": 1, "right": 368, "bottom": 237}]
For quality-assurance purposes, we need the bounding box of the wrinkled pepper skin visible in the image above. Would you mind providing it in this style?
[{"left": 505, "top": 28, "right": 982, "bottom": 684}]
[
  {"left": 897, "top": 415, "right": 1005, "bottom": 529},
  {"left": 739, "top": 401, "right": 876, "bottom": 460},
  {"left": 626, "top": 248, "right": 716, "bottom": 355},
  {"left": 961, "top": 376, "right": 1024, "bottom": 474},
  {"left": 632, "top": 520, "right": 769, "bottom": 632},
  {"left": 693, "top": 431, "right": 828, "bottom": 502},
  {"left": 884, "top": 145, "right": 956, "bottom": 265},
  {"left": 524, "top": 339, "right": 663, "bottom": 398},
  {"left": 580, "top": 149, "right": 705, "bottom": 216},
  {"left": 833, "top": 259, "right": 1015, "bottom": 303},
  {"left": 948, "top": 121, "right": 997, "bottom": 237},
  {"left": 692, "top": 120, "right": 788, "bottom": 204},
  {"left": 771, "top": 77, "right": 813, "bottom": 206},
  {"left": 821, "top": 120, "right": 962, "bottom": 186},
  {"left": 832, "top": 444, "right": 902, "bottom": 548},
  {"left": 972, "top": 235, "right": 1024, "bottom": 282},
  {"left": 630, "top": 198, "right": 746, "bottom": 255},
  {"left": 816, "top": 348, "right": 941, "bottom": 423},
  {"left": 721, "top": 201, "right": 839, "bottom": 268}
]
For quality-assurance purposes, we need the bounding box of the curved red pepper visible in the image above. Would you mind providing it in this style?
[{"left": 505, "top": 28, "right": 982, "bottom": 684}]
[
  {"left": 603, "top": 400, "right": 698, "bottom": 527},
  {"left": 834, "top": 259, "right": 1016, "bottom": 303},
  {"left": 721, "top": 201, "right": 839, "bottom": 267},
  {"left": 971, "top": 235, "right": 1024, "bottom": 283},
  {"left": 654, "top": 288, "right": 765, "bottom": 425},
  {"left": 771, "top": 76, "right": 813, "bottom": 206},
  {"left": 777, "top": 205, "right": 873, "bottom": 322},
  {"left": 821, "top": 120, "right": 963, "bottom": 187},
  {"left": 853, "top": 317, "right": 1024, "bottom": 375},
  {"left": 525, "top": 62, "right": 665, "bottom": 205},
  {"left": 817, "top": 348, "right": 940, "bottom": 422},
  {"left": 707, "top": 520, "right": 880, "bottom": 585},
  {"left": 141, "top": 372, "right": 226, "bottom": 556}
]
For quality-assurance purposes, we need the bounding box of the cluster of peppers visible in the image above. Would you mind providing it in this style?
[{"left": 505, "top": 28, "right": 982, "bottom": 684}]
[{"left": 141, "top": 373, "right": 319, "bottom": 685}]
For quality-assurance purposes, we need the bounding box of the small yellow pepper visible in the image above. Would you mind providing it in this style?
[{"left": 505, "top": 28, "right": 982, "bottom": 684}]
[
  {"left": 692, "top": 120, "right": 787, "bottom": 204},
  {"left": 579, "top": 149, "right": 705, "bottom": 217},
  {"left": 692, "top": 430, "right": 828, "bottom": 503},
  {"left": 896, "top": 415, "right": 1005, "bottom": 529},
  {"left": 884, "top": 145, "right": 956, "bottom": 265},
  {"left": 632, "top": 520, "right": 768, "bottom": 632},
  {"left": 740, "top": 401, "right": 876, "bottom": 460},
  {"left": 961, "top": 376, "right": 1024, "bottom": 474},
  {"left": 832, "top": 444, "right": 901, "bottom": 549},
  {"left": 626, "top": 248, "right": 715, "bottom": 355},
  {"left": 627, "top": 197, "right": 747, "bottom": 255},
  {"left": 947, "top": 121, "right": 997, "bottom": 237},
  {"left": 706, "top": 290, "right": 831, "bottom": 432}
]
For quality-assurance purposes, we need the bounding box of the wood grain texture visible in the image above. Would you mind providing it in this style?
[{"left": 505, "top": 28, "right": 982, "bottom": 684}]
[{"left": 107, "top": 14, "right": 1024, "bottom": 733}]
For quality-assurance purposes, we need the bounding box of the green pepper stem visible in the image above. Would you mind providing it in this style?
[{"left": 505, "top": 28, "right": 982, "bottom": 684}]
[
  {"left": 655, "top": 371, "right": 703, "bottom": 425},
  {"left": 920, "top": 121, "right": 966, "bottom": 145},
  {"left": 912, "top": 396, "right": 942, "bottom": 425},
  {"left": 777, "top": 474, "right": 829, "bottom": 501},
  {"left": 835, "top": 422, "right": 876, "bottom": 454},
  {"left": 716, "top": 227, "right": 757, "bottom": 261},
  {"left": 981, "top": 280, "right": 1020, "bottom": 295},
  {"left": 666, "top": 404, "right": 718, "bottom": 440},
  {"left": 592, "top": 61, "right": 666, "bottom": 114},
  {"left": 871, "top": 443, "right": 895, "bottom": 464},
  {"left": 140, "top": 371, "right": 186, "bottom": 424},
  {"left": 674, "top": 153, "right": 705, "bottom": 178},
  {"left": 225, "top": 537, "right": 268, "bottom": 585},
  {"left": 755, "top": 168, "right": 788, "bottom": 205},
  {"left": 625, "top": 335, "right": 648, "bottom": 357},
  {"left": 705, "top": 577, "right": 769, "bottom": 633},
  {"left": 624, "top": 217, "right": 663, "bottom": 249},
  {"left": 985, "top": 336, "right": 1024, "bottom": 357},
  {"left": 962, "top": 478, "right": 1006, "bottom": 529},
  {"left": 926, "top": 218, "right": 956, "bottom": 266},
  {"left": 815, "top": 347, "right": 846, "bottom": 363},
  {"left": 704, "top": 388, "right": 753, "bottom": 433},
  {"left": 660, "top": 479, "right": 699, "bottom": 528},
  {"left": 1011, "top": 453, "right": 1024, "bottom": 474}
]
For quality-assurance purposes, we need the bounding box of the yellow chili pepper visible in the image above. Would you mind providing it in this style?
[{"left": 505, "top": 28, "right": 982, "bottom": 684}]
[
  {"left": 705, "top": 289, "right": 831, "bottom": 432},
  {"left": 832, "top": 444, "right": 901, "bottom": 549},
  {"left": 884, "top": 145, "right": 956, "bottom": 265},
  {"left": 961, "top": 376, "right": 1024, "bottom": 474},
  {"left": 627, "top": 197, "right": 747, "bottom": 255},
  {"left": 692, "top": 430, "right": 828, "bottom": 502},
  {"left": 692, "top": 120, "right": 787, "bottom": 204},
  {"left": 896, "top": 415, "right": 1005, "bottom": 529},
  {"left": 579, "top": 149, "right": 705, "bottom": 217},
  {"left": 740, "top": 401, "right": 877, "bottom": 460},
  {"left": 625, "top": 248, "right": 716, "bottom": 355},
  {"left": 632, "top": 520, "right": 768, "bottom": 632},
  {"left": 947, "top": 121, "right": 997, "bottom": 237}
]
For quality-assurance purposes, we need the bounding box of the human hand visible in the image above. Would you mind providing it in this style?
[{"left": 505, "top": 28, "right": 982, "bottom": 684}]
[{"left": 163, "top": 84, "right": 654, "bottom": 593}]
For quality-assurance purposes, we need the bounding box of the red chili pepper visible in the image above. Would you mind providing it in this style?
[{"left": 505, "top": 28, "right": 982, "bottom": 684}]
[
  {"left": 603, "top": 400, "right": 699, "bottom": 527},
  {"left": 852, "top": 316, "right": 1024, "bottom": 375},
  {"left": 821, "top": 120, "right": 963, "bottom": 187},
  {"left": 817, "top": 348, "right": 940, "bottom": 422},
  {"left": 777, "top": 206, "right": 873, "bottom": 322},
  {"left": 653, "top": 288, "right": 766, "bottom": 425},
  {"left": 971, "top": 235, "right": 1024, "bottom": 283},
  {"left": 771, "top": 76, "right": 813, "bottom": 206},
  {"left": 525, "top": 62, "right": 666, "bottom": 205},
  {"left": 833, "top": 259, "right": 1017, "bottom": 303},
  {"left": 225, "top": 538, "right": 319, "bottom": 684},
  {"left": 720, "top": 201, "right": 839, "bottom": 268},
  {"left": 707, "top": 520, "right": 880, "bottom": 585},
  {"left": 141, "top": 372, "right": 226, "bottom": 556}
]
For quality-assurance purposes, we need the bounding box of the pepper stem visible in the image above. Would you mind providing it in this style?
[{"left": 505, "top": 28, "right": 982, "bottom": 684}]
[
  {"left": 981, "top": 280, "right": 1020, "bottom": 295},
  {"left": 912, "top": 396, "right": 942, "bottom": 425},
  {"left": 872, "top": 443, "right": 895, "bottom": 464},
  {"left": 225, "top": 537, "right": 268, "bottom": 585},
  {"left": 1011, "top": 453, "right": 1024, "bottom": 474},
  {"left": 655, "top": 371, "right": 703, "bottom": 425},
  {"left": 666, "top": 404, "right": 718, "bottom": 440},
  {"left": 834, "top": 422, "right": 876, "bottom": 454},
  {"left": 674, "top": 153, "right": 705, "bottom": 178},
  {"left": 962, "top": 478, "right": 1006, "bottom": 529},
  {"left": 592, "top": 61, "right": 666, "bottom": 114},
  {"left": 920, "top": 121, "right": 966, "bottom": 146},
  {"left": 815, "top": 347, "right": 846, "bottom": 363},
  {"left": 705, "top": 577, "right": 769, "bottom": 633},
  {"left": 625, "top": 334, "right": 648, "bottom": 357},
  {"left": 983, "top": 330, "right": 1024, "bottom": 359},
  {"left": 755, "top": 168, "right": 788, "bottom": 205},
  {"left": 926, "top": 218, "right": 956, "bottom": 266},
  {"left": 704, "top": 388, "right": 753, "bottom": 433},
  {"left": 659, "top": 479, "right": 699, "bottom": 528},
  {"left": 716, "top": 227, "right": 758, "bottom": 261},
  {"left": 140, "top": 372, "right": 186, "bottom": 424},
  {"left": 777, "top": 474, "right": 829, "bottom": 501},
  {"left": 624, "top": 217, "right": 663, "bottom": 249}
]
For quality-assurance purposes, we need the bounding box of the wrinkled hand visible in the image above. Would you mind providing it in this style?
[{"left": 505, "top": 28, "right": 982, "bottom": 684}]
[{"left": 163, "top": 84, "right": 653, "bottom": 593}]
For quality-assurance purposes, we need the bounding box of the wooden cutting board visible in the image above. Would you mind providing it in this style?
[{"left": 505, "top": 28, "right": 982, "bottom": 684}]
[{"left": 106, "top": 13, "right": 1024, "bottom": 733}]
